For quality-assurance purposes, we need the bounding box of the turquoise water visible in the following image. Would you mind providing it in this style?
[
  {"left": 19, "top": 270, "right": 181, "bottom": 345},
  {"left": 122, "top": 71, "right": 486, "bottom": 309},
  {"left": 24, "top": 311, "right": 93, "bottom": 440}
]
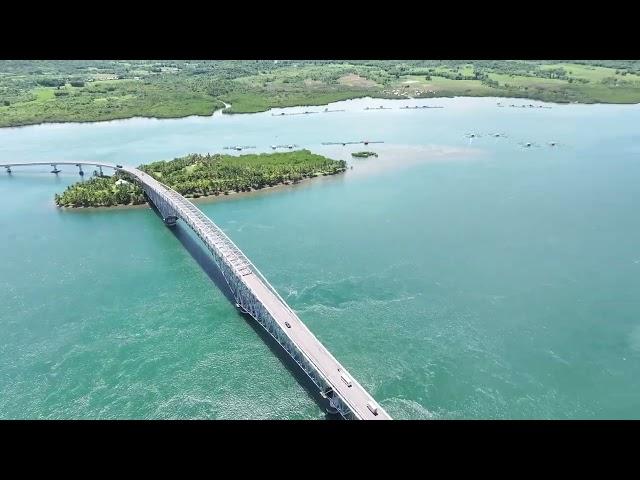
[{"left": 1, "top": 97, "right": 640, "bottom": 419}]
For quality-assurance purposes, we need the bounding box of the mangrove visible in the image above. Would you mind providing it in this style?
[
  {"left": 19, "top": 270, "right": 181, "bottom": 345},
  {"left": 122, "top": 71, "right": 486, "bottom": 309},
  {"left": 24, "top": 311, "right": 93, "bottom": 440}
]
[{"left": 54, "top": 150, "right": 348, "bottom": 208}]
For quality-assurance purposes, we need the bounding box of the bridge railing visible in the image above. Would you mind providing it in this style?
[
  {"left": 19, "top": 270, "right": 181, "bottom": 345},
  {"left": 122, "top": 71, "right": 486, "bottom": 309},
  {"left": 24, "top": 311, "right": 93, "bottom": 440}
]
[
  {"left": 4, "top": 162, "right": 388, "bottom": 419},
  {"left": 129, "top": 169, "right": 389, "bottom": 418},
  {"left": 147, "top": 174, "right": 299, "bottom": 310}
]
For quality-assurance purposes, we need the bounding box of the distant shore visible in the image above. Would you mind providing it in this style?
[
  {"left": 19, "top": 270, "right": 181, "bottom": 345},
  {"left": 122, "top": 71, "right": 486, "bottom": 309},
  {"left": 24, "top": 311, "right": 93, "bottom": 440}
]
[
  {"left": 0, "top": 101, "right": 231, "bottom": 131},
  {"left": 4, "top": 60, "right": 640, "bottom": 129},
  {"left": 5, "top": 92, "right": 640, "bottom": 130}
]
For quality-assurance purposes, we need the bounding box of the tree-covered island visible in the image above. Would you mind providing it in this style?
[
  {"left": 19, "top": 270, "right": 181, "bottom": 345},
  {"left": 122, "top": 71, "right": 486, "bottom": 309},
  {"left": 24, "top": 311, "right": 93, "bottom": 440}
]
[{"left": 54, "top": 150, "right": 347, "bottom": 208}]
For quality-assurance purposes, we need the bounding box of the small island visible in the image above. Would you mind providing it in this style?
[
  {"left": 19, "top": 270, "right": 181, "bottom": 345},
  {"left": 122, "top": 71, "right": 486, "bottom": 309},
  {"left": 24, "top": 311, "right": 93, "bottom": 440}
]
[
  {"left": 54, "top": 150, "right": 347, "bottom": 208},
  {"left": 351, "top": 151, "right": 378, "bottom": 158}
]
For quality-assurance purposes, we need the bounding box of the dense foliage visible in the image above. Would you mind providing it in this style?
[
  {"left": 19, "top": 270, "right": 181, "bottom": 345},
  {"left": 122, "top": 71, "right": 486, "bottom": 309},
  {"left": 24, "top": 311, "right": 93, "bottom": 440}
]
[
  {"left": 55, "top": 150, "right": 347, "bottom": 207},
  {"left": 141, "top": 150, "right": 347, "bottom": 197},
  {"left": 55, "top": 172, "right": 145, "bottom": 207},
  {"left": 3, "top": 60, "right": 640, "bottom": 127}
]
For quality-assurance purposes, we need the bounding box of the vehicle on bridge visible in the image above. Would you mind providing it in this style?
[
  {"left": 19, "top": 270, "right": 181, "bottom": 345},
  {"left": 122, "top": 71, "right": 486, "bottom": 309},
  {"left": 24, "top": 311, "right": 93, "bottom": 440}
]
[
  {"left": 339, "top": 369, "right": 353, "bottom": 387},
  {"left": 1, "top": 160, "right": 391, "bottom": 421}
]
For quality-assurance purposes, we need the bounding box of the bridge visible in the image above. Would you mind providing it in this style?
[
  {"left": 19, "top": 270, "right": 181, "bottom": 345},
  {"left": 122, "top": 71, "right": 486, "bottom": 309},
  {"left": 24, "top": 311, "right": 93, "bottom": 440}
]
[{"left": 1, "top": 161, "right": 391, "bottom": 420}]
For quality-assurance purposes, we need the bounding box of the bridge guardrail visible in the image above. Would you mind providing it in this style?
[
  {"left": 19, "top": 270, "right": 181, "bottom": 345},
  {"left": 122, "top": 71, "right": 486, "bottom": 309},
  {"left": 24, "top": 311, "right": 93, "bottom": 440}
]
[
  {"left": 137, "top": 173, "right": 388, "bottom": 418},
  {"left": 4, "top": 162, "right": 390, "bottom": 419}
]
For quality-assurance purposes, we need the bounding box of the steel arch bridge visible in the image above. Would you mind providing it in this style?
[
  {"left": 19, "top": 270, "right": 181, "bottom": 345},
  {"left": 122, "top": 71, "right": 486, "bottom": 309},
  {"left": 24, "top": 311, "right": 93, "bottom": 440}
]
[{"left": 1, "top": 161, "right": 391, "bottom": 420}]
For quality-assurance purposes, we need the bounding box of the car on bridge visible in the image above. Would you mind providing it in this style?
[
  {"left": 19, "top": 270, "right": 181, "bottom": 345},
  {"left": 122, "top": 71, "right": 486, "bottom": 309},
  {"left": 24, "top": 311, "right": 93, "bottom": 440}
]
[{"left": 285, "top": 321, "right": 291, "bottom": 328}]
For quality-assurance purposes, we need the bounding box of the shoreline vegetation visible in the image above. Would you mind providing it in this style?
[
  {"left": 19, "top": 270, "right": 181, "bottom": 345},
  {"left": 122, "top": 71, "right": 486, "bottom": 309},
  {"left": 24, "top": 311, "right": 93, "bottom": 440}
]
[
  {"left": 54, "top": 150, "right": 347, "bottom": 208},
  {"left": 2, "top": 61, "right": 640, "bottom": 128},
  {"left": 62, "top": 174, "right": 331, "bottom": 211}
]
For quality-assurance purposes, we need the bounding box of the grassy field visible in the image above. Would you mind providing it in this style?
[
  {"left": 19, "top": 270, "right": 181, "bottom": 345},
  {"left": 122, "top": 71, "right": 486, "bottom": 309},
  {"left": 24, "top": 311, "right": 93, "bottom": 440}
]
[
  {"left": 387, "top": 75, "right": 504, "bottom": 98},
  {"left": 2, "top": 60, "right": 640, "bottom": 127},
  {"left": 384, "top": 65, "right": 640, "bottom": 103}
]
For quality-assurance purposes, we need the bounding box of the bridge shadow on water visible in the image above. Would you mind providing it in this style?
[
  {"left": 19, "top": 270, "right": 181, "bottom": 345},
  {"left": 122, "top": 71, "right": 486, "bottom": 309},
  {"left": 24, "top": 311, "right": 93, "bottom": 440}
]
[{"left": 150, "top": 205, "right": 340, "bottom": 420}]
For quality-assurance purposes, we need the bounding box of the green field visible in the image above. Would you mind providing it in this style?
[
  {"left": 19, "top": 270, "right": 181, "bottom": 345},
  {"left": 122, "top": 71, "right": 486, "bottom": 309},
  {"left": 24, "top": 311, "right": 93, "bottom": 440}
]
[
  {"left": 0, "top": 77, "right": 224, "bottom": 127},
  {"left": 3, "top": 60, "right": 640, "bottom": 128}
]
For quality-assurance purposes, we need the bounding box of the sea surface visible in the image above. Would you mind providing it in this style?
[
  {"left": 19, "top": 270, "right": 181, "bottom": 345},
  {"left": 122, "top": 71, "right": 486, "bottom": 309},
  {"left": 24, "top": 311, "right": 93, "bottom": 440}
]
[{"left": 1, "top": 96, "right": 639, "bottom": 419}]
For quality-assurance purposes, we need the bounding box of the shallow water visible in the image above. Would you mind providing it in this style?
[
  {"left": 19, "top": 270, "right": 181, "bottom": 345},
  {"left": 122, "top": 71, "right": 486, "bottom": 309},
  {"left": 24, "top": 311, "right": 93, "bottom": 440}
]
[{"left": 1, "top": 96, "right": 640, "bottom": 419}]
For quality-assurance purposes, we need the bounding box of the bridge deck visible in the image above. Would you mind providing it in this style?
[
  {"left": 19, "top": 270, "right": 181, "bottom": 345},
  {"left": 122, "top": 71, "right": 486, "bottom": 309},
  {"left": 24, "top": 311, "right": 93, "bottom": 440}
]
[
  {"left": 126, "top": 168, "right": 390, "bottom": 420},
  {"left": 2, "top": 161, "right": 391, "bottom": 420},
  {"left": 243, "top": 274, "right": 388, "bottom": 419}
]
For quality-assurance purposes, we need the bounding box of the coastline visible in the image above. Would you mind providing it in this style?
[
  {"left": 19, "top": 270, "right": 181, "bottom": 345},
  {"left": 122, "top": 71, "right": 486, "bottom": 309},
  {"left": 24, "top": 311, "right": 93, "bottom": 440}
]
[
  {"left": 4, "top": 93, "right": 640, "bottom": 130},
  {"left": 0, "top": 100, "right": 231, "bottom": 131},
  {"left": 57, "top": 171, "right": 343, "bottom": 212}
]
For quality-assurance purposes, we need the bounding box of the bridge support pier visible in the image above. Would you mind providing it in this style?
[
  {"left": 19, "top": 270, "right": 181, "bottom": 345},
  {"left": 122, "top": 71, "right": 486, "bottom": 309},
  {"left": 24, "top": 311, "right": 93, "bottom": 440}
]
[
  {"left": 326, "top": 397, "right": 340, "bottom": 415},
  {"left": 98, "top": 166, "right": 103, "bottom": 177},
  {"left": 1, "top": 161, "right": 388, "bottom": 420},
  {"left": 140, "top": 183, "right": 179, "bottom": 228},
  {"left": 51, "top": 164, "right": 61, "bottom": 174},
  {"left": 164, "top": 216, "right": 178, "bottom": 227}
]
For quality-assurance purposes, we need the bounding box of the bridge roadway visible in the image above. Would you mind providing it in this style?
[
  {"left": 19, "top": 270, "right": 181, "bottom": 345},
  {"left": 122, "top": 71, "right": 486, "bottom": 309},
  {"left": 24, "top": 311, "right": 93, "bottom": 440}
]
[{"left": 2, "top": 161, "right": 391, "bottom": 420}]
